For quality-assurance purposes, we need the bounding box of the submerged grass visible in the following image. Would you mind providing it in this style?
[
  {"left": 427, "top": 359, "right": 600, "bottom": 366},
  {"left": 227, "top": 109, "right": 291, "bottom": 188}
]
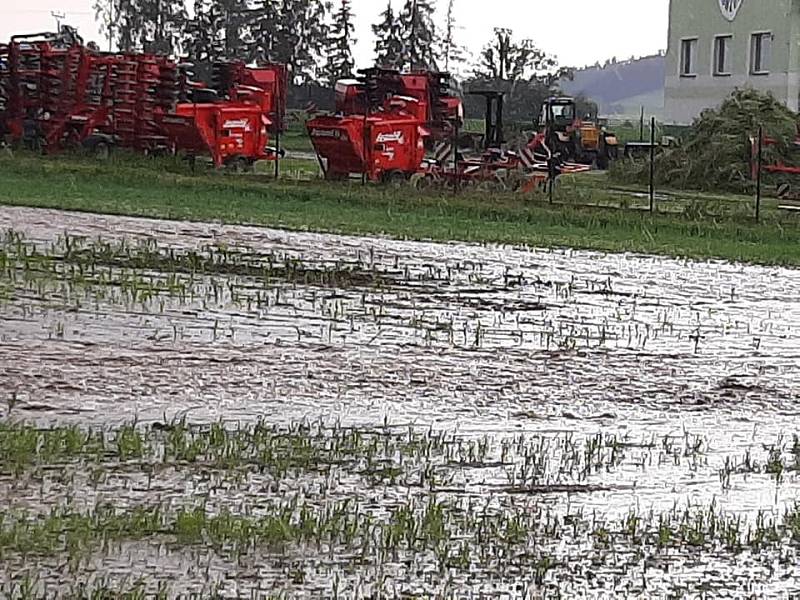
[
  {"left": 1, "top": 154, "right": 799, "bottom": 266},
  {"left": 1, "top": 419, "right": 797, "bottom": 596}
]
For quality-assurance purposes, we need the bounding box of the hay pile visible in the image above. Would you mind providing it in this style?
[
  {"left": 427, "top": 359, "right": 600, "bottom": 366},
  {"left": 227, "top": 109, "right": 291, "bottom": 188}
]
[{"left": 611, "top": 89, "right": 799, "bottom": 191}]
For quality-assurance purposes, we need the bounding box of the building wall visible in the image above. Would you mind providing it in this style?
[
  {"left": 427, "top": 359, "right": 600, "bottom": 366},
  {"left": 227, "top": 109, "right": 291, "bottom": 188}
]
[{"left": 664, "top": 0, "right": 800, "bottom": 124}]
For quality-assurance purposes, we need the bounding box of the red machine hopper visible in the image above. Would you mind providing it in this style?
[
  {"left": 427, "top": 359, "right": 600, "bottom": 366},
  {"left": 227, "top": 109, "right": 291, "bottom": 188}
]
[
  {"left": 161, "top": 104, "right": 272, "bottom": 169},
  {"left": 309, "top": 95, "right": 430, "bottom": 182},
  {"left": 307, "top": 69, "right": 461, "bottom": 181}
]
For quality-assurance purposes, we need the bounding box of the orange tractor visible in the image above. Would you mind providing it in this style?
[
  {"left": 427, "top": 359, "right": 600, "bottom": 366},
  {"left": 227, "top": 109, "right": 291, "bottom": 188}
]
[{"left": 529, "top": 97, "right": 619, "bottom": 169}]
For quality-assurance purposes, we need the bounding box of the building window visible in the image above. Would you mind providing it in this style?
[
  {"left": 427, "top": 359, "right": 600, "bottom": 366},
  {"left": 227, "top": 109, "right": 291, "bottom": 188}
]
[
  {"left": 751, "top": 32, "right": 772, "bottom": 74},
  {"left": 680, "top": 38, "right": 698, "bottom": 76},
  {"left": 714, "top": 35, "right": 732, "bottom": 75}
]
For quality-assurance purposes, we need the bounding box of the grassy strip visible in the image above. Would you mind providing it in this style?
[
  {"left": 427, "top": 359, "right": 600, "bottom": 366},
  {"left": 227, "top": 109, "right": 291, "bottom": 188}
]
[
  {"left": 0, "top": 420, "right": 453, "bottom": 479},
  {"left": 1, "top": 155, "right": 799, "bottom": 266},
  {"left": 1, "top": 496, "right": 797, "bottom": 561},
  {"left": 3, "top": 579, "right": 173, "bottom": 600}
]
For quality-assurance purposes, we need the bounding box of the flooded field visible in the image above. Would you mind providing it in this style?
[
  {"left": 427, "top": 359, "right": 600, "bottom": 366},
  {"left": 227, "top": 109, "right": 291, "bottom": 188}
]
[{"left": 0, "top": 205, "right": 799, "bottom": 598}]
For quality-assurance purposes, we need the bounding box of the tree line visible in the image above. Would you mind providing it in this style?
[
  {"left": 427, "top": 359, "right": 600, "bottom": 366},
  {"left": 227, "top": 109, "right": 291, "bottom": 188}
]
[{"left": 92, "top": 0, "right": 581, "bottom": 120}]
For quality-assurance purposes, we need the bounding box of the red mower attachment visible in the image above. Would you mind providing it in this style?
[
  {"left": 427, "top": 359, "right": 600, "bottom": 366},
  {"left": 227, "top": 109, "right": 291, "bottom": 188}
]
[
  {"left": 308, "top": 97, "right": 429, "bottom": 182},
  {"left": 160, "top": 61, "right": 288, "bottom": 168},
  {"left": 307, "top": 68, "right": 461, "bottom": 182},
  {"left": 161, "top": 103, "right": 273, "bottom": 170}
]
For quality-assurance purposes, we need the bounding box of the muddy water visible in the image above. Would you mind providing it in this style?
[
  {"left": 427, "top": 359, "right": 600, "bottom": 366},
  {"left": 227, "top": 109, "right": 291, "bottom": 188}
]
[{"left": 1, "top": 205, "right": 799, "bottom": 598}]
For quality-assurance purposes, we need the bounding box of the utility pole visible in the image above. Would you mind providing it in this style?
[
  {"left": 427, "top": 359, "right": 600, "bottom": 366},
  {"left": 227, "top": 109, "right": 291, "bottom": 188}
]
[{"left": 51, "top": 11, "right": 66, "bottom": 32}]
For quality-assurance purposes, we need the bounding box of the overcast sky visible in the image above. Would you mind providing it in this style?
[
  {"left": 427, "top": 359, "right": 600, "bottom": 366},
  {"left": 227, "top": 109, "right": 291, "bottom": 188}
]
[{"left": 1, "top": 0, "right": 670, "bottom": 70}]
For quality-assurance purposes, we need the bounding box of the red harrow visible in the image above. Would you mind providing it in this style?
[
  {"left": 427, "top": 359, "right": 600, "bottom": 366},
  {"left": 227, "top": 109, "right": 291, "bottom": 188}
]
[{"left": 0, "top": 29, "right": 288, "bottom": 167}]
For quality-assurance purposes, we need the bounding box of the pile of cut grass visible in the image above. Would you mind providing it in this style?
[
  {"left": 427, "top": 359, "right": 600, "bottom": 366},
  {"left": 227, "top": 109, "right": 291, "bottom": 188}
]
[{"left": 611, "top": 89, "right": 799, "bottom": 192}]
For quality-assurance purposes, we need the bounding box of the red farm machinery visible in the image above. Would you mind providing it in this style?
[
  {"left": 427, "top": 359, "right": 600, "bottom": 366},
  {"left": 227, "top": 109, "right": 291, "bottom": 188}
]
[
  {"left": 306, "top": 70, "right": 591, "bottom": 191},
  {"left": 306, "top": 68, "right": 462, "bottom": 182},
  {"left": 160, "top": 61, "right": 288, "bottom": 169},
  {"left": 0, "top": 28, "right": 288, "bottom": 168}
]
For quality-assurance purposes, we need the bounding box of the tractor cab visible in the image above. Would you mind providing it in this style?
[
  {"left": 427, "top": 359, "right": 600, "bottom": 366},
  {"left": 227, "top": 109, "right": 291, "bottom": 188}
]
[{"left": 539, "top": 97, "right": 577, "bottom": 133}]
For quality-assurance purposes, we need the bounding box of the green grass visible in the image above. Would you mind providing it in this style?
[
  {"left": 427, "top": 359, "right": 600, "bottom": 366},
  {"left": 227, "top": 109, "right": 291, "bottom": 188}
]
[
  {"left": 1, "top": 153, "right": 799, "bottom": 266},
  {"left": 279, "top": 116, "right": 316, "bottom": 153}
]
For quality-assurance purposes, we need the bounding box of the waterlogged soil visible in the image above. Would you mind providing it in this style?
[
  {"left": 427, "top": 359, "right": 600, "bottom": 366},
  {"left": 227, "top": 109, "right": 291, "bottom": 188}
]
[{"left": 0, "top": 205, "right": 799, "bottom": 598}]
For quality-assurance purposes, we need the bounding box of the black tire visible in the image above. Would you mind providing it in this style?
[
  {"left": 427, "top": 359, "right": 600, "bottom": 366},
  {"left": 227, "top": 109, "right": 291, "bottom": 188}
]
[
  {"left": 93, "top": 142, "right": 111, "bottom": 161},
  {"left": 596, "top": 149, "right": 609, "bottom": 170},
  {"left": 326, "top": 171, "right": 348, "bottom": 182},
  {"left": 238, "top": 157, "right": 254, "bottom": 173},
  {"left": 226, "top": 157, "right": 250, "bottom": 173},
  {"left": 410, "top": 173, "right": 434, "bottom": 191},
  {"left": 383, "top": 170, "right": 408, "bottom": 187}
]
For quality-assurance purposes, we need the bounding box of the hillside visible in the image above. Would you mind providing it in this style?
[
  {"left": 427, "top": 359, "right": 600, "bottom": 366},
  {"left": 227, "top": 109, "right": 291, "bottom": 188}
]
[{"left": 559, "top": 54, "right": 666, "bottom": 119}]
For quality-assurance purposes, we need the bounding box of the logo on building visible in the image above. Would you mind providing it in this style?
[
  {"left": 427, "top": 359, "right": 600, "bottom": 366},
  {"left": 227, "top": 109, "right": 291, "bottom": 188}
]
[{"left": 719, "top": 0, "right": 745, "bottom": 21}]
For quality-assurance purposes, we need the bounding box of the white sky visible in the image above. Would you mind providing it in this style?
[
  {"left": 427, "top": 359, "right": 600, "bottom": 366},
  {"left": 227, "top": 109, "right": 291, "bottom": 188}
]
[{"left": 0, "top": 0, "right": 670, "bottom": 69}]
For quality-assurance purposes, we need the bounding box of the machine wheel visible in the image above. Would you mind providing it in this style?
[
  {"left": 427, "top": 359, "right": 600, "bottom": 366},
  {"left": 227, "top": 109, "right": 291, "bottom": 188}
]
[
  {"left": 777, "top": 183, "right": 795, "bottom": 199},
  {"left": 596, "top": 150, "right": 609, "bottom": 170},
  {"left": 227, "top": 157, "right": 251, "bottom": 173},
  {"left": 410, "top": 173, "right": 435, "bottom": 191},
  {"left": 384, "top": 170, "right": 408, "bottom": 187},
  {"left": 326, "top": 171, "right": 348, "bottom": 182},
  {"left": 93, "top": 142, "right": 111, "bottom": 162},
  {"left": 504, "top": 169, "right": 526, "bottom": 192}
]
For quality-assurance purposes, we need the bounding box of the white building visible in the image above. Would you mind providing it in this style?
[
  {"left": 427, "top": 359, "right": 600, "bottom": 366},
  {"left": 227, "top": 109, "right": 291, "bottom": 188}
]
[{"left": 664, "top": 0, "right": 800, "bottom": 124}]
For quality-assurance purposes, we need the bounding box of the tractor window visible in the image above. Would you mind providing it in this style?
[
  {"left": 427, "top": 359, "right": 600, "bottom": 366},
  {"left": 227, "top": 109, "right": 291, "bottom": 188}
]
[{"left": 551, "top": 104, "right": 574, "bottom": 121}]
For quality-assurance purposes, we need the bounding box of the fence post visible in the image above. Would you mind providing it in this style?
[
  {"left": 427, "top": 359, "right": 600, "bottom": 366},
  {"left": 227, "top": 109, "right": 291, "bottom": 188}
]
[
  {"left": 274, "top": 121, "right": 281, "bottom": 180},
  {"left": 649, "top": 116, "right": 656, "bottom": 213},
  {"left": 362, "top": 109, "right": 369, "bottom": 186},
  {"left": 639, "top": 106, "right": 645, "bottom": 142},
  {"left": 453, "top": 120, "right": 460, "bottom": 196},
  {"left": 756, "top": 125, "right": 763, "bottom": 222}
]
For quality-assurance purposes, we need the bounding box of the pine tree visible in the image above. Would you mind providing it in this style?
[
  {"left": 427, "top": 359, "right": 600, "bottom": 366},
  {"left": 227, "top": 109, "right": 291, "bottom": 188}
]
[
  {"left": 322, "top": 0, "right": 356, "bottom": 85},
  {"left": 215, "top": 0, "right": 254, "bottom": 59},
  {"left": 182, "top": 0, "right": 255, "bottom": 61},
  {"left": 273, "top": 0, "right": 329, "bottom": 84},
  {"left": 399, "top": 0, "right": 438, "bottom": 71},
  {"left": 249, "top": 0, "right": 281, "bottom": 63},
  {"left": 100, "top": 0, "right": 186, "bottom": 54},
  {"left": 440, "top": 0, "right": 466, "bottom": 75},
  {"left": 143, "top": 0, "right": 187, "bottom": 54},
  {"left": 372, "top": 2, "right": 403, "bottom": 70},
  {"left": 183, "top": 0, "right": 219, "bottom": 61},
  {"left": 93, "top": 0, "right": 123, "bottom": 51},
  {"left": 474, "top": 28, "right": 556, "bottom": 83}
]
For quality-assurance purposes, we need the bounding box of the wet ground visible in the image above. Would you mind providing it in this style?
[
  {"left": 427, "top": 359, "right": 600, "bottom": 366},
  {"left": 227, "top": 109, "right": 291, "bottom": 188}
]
[{"left": 0, "top": 205, "right": 799, "bottom": 598}]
